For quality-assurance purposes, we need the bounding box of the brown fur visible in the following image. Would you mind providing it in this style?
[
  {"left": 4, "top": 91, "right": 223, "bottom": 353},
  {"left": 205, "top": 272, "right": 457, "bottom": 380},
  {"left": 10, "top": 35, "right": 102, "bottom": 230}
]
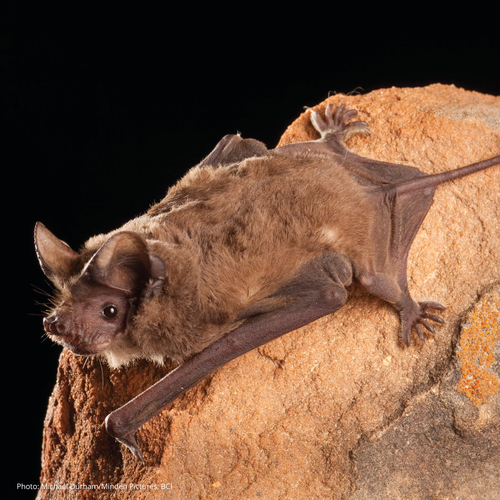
[{"left": 80, "top": 151, "right": 373, "bottom": 367}]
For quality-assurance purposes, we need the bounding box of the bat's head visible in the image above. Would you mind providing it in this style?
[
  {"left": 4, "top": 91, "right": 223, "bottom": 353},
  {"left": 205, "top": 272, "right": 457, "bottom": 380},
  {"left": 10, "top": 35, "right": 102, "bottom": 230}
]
[{"left": 34, "top": 222, "right": 166, "bottom": 359}]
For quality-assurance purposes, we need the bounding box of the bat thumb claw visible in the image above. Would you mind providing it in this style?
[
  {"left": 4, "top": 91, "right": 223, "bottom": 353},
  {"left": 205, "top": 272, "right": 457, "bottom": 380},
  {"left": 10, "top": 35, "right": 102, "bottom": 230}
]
[
  {"left": 105, "top": 413, "right": 144, "bottom": 461},
  {"left": 119, "top": 434, "right": 144, "bottom": 461}
]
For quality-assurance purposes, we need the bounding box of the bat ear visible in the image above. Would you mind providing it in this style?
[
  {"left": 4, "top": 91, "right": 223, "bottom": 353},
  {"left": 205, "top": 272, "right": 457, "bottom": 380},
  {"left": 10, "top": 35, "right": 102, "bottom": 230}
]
[
  {"left": 85, "top": 231, "right": 165, "bottom": 295},
  {"left": 34, "top": 222, "right": 82, "bottom": 285}
]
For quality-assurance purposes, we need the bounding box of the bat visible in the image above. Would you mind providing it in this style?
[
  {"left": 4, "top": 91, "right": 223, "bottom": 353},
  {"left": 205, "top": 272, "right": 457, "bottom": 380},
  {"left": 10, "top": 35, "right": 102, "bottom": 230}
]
[{"left": 34, "top": 104, "right": 500, "bottom": 460}]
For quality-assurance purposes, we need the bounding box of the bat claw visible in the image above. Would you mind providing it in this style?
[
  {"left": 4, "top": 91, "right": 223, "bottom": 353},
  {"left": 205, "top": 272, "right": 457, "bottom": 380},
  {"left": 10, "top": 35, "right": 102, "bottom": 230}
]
[
  {"left": 310, "top": 104, "right": 369, "bottom": 143},
  {"left": 422, "top": 312, "right": 445, "bottom": 324},
  {"left": 105, "top": 413, "right": 144, "bottom": 461},
  {"left": 414, "top": 323, "right": 424, "bottom": 340},
  {"left": 419, "top": 319, "right": 435, "bottom": 334},
  {"left": 119, "top": 434, "right": 144, "bottom": 461},
  {"left": 420, "top": 301, "right": 446, "bottom": 311}
]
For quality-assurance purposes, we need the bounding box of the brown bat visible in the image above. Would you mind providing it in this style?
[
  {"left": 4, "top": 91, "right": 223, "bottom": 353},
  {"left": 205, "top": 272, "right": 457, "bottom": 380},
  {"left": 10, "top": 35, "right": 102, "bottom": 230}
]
[{"left": 34, "top": 104, "right": 500, "bottom": 460}]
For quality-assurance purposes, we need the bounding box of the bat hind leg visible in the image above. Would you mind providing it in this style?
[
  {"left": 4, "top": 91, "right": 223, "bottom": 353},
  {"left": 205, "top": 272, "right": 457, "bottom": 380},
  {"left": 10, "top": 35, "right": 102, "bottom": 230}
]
[
  {"left": 358, "top": 271, "right": 446, "bottom": 346},
  {"left": 310, "top": 103, "right": 369, "bottom": 144}
]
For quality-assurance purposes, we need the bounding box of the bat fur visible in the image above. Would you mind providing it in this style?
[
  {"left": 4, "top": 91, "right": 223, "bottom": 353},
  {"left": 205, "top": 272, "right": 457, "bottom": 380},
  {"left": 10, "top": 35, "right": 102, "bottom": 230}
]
[{"left": 35, "top": 104, "right": 500, "bottom": 459}]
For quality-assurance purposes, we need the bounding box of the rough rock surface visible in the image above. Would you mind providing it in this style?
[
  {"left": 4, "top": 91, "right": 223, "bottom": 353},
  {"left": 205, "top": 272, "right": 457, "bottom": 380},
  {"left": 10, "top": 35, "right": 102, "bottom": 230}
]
[{"left": 36, "top": 85, "right": 500, "bottom": 499}]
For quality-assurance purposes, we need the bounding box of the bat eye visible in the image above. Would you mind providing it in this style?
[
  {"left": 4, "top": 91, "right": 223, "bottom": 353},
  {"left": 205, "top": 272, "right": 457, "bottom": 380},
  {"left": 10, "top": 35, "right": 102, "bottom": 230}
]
[{"left": 103, "top": 305, "right": 119, "bottom": 319}]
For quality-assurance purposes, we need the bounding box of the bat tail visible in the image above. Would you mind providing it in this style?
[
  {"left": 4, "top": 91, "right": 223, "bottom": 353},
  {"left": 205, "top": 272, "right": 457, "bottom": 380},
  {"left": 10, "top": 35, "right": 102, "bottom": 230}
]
[{"left": 396, "top": 155, "right": 500, "bottom": 195}]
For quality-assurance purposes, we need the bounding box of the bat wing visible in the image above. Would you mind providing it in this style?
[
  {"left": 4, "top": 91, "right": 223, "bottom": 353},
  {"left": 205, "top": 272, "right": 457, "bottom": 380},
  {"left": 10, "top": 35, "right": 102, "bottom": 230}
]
[
  {"left": 147, "top": 134, "right": 271, "bottom": 217},
  {"left": 278, "top": 104, "right": 437, "bottom": 281},
  {"left": 277, "top": 104, "right": 437, "bottom": 268},
  {"left": 330, "top": 147, "right": 437, "bottom": 269},
  {"left": 198, "top": 134, "right": 270, "bottom": 167},
  {"left": 105, "top": 252, "right": 353, "bottom": 459},
  {"left": 297, "top": 104, "right": 443, "bottom": 345}
]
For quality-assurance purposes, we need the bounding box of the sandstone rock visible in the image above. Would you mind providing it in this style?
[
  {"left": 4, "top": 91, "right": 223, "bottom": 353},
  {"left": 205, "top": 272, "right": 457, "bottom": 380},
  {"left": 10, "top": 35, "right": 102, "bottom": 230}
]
[
  {"left": 36, "top": 84, "right": 500, "bottom": 499},
  {"left": 351, "top": 287, "right": 500, "bottom": 500}
]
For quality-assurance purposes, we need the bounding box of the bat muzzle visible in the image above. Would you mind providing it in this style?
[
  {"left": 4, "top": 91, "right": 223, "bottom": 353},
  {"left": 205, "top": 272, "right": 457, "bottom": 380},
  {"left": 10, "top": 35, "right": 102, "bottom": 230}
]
[
  {"left": 43, "top": 314, "right": 114, "bottom": 355},
  {"left": 43, "top": 315, "right": 68, "bottom": 337}
]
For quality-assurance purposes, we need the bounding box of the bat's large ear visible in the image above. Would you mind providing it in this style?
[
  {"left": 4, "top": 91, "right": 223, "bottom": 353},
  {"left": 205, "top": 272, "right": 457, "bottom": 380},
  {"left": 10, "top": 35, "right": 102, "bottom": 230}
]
[
  {"left": 34, "top": 222, "right": 82, "bottom": 285},
  {"left": 85, "top": 231, "right": 165, "bottom": 296}
]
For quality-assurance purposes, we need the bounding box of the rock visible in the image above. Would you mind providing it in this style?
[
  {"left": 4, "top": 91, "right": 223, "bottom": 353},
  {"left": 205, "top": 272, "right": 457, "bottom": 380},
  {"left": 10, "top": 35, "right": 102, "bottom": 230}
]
[
  {"left": 351, "top": 287, "right": 500, "bottom": 500},
  {"left": 36, "top": 84, "right": 500, "bottom": 499}
]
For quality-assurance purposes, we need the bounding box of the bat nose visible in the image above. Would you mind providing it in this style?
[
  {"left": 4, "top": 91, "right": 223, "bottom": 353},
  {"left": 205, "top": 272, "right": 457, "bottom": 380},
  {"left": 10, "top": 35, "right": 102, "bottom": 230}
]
[{"left": 43, "top": 316, "right": 68, "bottom": 337}]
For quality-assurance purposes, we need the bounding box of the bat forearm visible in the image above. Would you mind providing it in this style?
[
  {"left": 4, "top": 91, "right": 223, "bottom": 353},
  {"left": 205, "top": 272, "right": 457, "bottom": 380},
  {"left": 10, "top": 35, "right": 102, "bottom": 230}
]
[{"left": 105, "top": 282, "right": 348, "bottom": 459}]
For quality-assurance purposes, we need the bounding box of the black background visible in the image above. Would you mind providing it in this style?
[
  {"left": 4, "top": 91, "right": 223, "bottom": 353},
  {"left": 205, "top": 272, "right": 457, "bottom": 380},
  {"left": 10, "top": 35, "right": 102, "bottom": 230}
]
[{"left": 5, "top": 3, "right": 500, "bottom": 496}]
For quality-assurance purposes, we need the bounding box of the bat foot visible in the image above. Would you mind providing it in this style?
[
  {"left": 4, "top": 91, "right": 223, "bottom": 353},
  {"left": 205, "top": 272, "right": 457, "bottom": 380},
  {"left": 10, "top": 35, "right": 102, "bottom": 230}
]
[
  {"left": 105, "top": 413, "right": 145, "bottom": 461},
  {"left": 401, "top": 301, "right": 446, "bottom": 346},
  {"left": 310, "top": 103, "right": 369, "bottom": 143}
]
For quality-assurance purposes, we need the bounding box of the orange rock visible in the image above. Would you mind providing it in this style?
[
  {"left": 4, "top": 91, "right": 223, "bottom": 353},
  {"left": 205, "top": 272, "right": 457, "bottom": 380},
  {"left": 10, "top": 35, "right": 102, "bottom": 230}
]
[
  {"left": 457, "top": 290, "right": 500, "bottom": 406},
  {"left": 37, "top": 85, "right": 500, "bottom": 500}
]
